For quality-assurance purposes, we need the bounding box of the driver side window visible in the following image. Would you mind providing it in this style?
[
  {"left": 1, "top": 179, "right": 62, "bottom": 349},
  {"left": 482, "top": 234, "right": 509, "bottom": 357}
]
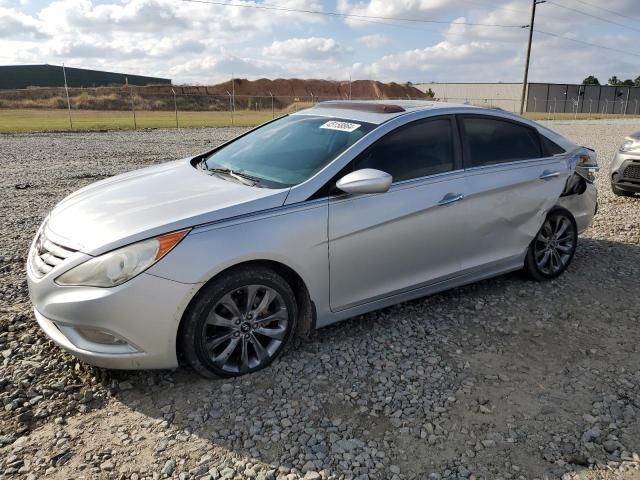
[{"left": 353, "top": 117, "right": 455, "bottom": 183}]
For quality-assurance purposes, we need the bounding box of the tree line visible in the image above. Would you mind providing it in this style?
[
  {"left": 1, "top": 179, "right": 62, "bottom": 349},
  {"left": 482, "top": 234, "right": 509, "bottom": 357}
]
[{"left": 582, "top": 75, "right": 640, "bottom": 87}]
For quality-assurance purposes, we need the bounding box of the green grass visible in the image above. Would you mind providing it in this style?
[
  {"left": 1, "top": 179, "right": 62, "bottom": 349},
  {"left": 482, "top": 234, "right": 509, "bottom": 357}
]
[
  {"left": 3, "top": 108, "right": 639, "bottom": 133},
  {"left": 0, "top": 109, "right": 281, "bottom": 133}
]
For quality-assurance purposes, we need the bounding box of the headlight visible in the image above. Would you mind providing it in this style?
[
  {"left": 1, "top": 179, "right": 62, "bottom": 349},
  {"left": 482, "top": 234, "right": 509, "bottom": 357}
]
[
  {"left": 619, "top": 138, "right": 640, "bottom": 153},
  {"left": 55, "top": 229, "right": 189, "bottom": 287}
]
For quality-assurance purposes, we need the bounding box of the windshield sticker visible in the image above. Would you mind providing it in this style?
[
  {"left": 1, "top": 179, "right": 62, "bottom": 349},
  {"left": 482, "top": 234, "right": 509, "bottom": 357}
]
[{"left": 320, "top": 121, "right": 361, "bottom": 133}]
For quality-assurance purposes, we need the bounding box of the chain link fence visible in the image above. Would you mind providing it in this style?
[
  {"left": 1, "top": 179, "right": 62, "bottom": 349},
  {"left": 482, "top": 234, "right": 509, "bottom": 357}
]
[
  {"left": 0, "top": 86, "right": 426, "bottom": 131},
  {"left": 525, "top": 96, "right": 640, "bottom": 119},
  {"left": 2, "top": 86, "right": 639, "bottom": 132},
  {"left": 431, "top": 96, "right": 640, "bottom": 119}
]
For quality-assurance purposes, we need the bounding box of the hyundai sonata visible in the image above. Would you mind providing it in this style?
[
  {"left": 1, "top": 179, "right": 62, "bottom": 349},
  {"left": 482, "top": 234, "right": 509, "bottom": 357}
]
[{"left": 27, "top": 101, "right": 598, "bottom": 377}]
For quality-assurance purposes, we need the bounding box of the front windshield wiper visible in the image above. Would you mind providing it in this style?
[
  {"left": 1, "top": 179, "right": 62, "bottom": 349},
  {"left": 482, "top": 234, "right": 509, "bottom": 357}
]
[{"left": 207, "top": 166, "right": 261, "bottom": 187}]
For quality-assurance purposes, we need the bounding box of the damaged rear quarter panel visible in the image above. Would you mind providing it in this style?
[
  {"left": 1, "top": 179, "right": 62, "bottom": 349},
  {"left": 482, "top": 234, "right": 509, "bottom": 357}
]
[
  {"left": 557, "top": 147, "right": 599, "bottom": 233},
  {"left": 460, "top": 155, "right": 571, "bottom": 271}
]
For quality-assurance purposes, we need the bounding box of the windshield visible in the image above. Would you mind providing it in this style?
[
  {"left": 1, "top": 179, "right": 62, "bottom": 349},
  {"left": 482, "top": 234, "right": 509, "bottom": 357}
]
[{"left": 202, "top": 115, "right": 375, "bottom": 188}]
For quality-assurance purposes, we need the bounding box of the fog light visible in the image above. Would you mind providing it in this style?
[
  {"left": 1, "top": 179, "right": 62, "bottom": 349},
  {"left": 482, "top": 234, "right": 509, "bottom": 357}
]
[
  {"left": 55, "top": 324, "right": 139, "bottom": 354},
  {"left": 75, "top": 328, "right": 127, "bottom": 345}
]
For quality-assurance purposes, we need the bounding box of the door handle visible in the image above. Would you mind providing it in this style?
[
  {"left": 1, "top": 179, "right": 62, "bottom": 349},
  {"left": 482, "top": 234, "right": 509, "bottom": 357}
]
[
  {"left": 539, "top": 170, "right": 560, "bottom": 180},
  {"left": 438, "top": 193, "right": 465, "bottom": 206}
]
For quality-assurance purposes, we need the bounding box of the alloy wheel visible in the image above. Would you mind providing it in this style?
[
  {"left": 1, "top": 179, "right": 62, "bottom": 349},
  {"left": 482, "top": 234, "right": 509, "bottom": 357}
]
[
  {"left": 202, "top": 284, "right": 289, "bottom": 374},
  {"left": 533, "top": 215, "right": 576, "bottom": 276}
]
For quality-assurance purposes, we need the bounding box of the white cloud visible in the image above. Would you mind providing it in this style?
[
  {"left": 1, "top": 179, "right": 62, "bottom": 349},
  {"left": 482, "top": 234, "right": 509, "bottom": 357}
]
[
  {"left": 1, "top": 0, "right": 639, "bottom": 85},
  {"left": 263, "top": 37, "right": 348, "bottom": 60},
  {"left": 169, "top": 54, "right": 282, "bottom": 84},
  {"left": 337, "top": 0, "right": 458, "bottom": 27},
  {"left": 0, "top": 6, "right": 47, "bottom": 39},
  {"left": 357, "top": 34, "right": 388, "bottom": 48},
  {"left": 0, "top": 0, "right": 329, "bottom": 82},
  {"left": 350, "top": 0, "right": 640, "bottom": 83}
]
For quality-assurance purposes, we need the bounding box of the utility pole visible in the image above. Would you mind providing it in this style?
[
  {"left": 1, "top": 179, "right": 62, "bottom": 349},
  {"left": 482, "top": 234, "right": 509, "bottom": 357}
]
[
  {"left": 128, "top": 79, "right": 137, "bottom": 130},
  {"left": 172, "top": 88, "right": 179, "bottom": 128},
  {"left": 519, "top": 0, "right": 545, "bottom": 115},
  {"left": 231, "top": 73, "right": 235, "bottom": 118},
  {"left": 574, "top": 84, "right": 582, "bottom": 120},
  {"left": 269, "top": 91, "right": 274, "bottom": 118},
  {"left": 624, "top": 88, "right": 630, "bottom": 116},
  {"left": 62, "top": 63, "right": 73, "bottom": 129},
  {"left": 226, "top": 90, "right": 233, "bottom": 126}
]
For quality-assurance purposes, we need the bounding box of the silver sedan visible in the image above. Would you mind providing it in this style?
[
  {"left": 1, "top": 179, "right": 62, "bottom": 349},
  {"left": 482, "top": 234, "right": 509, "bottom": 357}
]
[{"left": 27, "top": 101, "right": 598, "bottom": 377}]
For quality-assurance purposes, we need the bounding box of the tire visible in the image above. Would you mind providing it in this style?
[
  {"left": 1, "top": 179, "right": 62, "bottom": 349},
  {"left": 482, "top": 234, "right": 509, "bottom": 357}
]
[
  {"left": 612, "top": 184, "right": 635, "bottom": 197},
  {"left": 523, "top": 208, "right": 578, "bottom": 281},
  {"left": 180, "top": 266, "right": 297, "bottom": 378}
]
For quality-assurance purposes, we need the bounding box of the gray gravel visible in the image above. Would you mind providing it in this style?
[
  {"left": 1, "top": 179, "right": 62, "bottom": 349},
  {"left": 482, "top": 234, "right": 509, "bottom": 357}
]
[{"left": 1, "top": 120, "right": 639, "bottom": 480}]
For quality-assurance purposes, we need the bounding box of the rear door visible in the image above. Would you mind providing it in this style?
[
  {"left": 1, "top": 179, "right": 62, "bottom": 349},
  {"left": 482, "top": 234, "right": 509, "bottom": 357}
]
[
  {"left": 328, "top": 116, "right": 468, "bottom": 311},
  {"left": 457, "top": 114, "right": 569, "bottom": 271}
]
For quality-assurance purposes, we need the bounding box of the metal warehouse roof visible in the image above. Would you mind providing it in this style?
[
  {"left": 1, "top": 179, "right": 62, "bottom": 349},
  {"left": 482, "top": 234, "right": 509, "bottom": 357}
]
[{"left": 0, "top": 64, "right": 171, "bottom": 89}]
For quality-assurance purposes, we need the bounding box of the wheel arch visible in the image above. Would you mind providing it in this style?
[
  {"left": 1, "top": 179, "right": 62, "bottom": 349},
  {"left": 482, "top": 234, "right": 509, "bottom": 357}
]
[
  {"left": 175, "top": 259, "right": 316, "bottom": 364},
  {"left": 523, "top": 205, "right": 578, "bottom": 281},
  {"left": 548, "top": 204, "right": 576, "bottom": 218}
]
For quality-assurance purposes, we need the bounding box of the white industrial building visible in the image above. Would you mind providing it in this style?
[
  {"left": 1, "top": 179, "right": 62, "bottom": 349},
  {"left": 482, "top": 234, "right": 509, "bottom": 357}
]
[{"left": 415, "top": 83, "right": 523, "bottom": 112}]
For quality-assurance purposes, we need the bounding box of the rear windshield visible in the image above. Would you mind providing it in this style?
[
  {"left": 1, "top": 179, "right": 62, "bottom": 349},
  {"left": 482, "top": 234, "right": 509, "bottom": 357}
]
[{"left": 203, "top": 115, "right": 375, "bottom": 187}]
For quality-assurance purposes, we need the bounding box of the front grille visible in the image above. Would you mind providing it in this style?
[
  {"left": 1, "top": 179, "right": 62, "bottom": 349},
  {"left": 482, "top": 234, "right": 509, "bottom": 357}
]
[
  {"left": 31, "top": 234, "right": 77, "bottom": 278},
  {"left": 623, "top": 164, "right": 640, "bottom": 180}
]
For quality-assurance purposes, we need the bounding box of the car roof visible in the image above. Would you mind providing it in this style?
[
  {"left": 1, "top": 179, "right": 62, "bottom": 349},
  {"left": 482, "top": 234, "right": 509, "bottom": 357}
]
[
  {"left": 292, "top": 99, "right": 479, "bottom": 125},
  {"left": 291, "top": 99, "right": 577, "bottom": 152}
]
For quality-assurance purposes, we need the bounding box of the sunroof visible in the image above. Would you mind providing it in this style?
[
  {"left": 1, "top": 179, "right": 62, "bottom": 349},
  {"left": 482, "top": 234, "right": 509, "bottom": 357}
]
[{"left": 314, "top": 101, "right": 406, "bottom": 113}]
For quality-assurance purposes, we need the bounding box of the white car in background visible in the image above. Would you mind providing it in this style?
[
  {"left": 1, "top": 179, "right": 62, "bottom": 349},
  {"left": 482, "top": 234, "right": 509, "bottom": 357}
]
[{"left": 611, "top": 131, "right": 640, "bottom": 196}]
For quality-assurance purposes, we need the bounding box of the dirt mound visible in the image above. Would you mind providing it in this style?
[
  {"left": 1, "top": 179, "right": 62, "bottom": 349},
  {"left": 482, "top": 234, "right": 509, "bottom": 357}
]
[
  {"left": 202, "top": 78, "right": 424, "bottom": 99},
  {"left": 0, "top": 79, "right": 426, "bottom": 111}
]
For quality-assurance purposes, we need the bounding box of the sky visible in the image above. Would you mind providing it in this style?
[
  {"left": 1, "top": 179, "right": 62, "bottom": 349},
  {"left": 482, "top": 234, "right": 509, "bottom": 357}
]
[{"left": 1, "top": 0, "right": 639, "bottom": 85}]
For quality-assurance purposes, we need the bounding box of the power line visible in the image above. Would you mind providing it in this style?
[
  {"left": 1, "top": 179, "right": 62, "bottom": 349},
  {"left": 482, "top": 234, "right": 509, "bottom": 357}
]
[
  {"left": 568, "top": 0, "right": 640, "bottom": 23},
  {"left": 182, "top": 0, "right": 640, "bottom": 58},
  {"left": 331, "top": 16, "right": 482, "bottom": 37},
  {"left": 180, "top": 0, "right": 527, "bottom": 28},
  {"left": 458, "top": 0, "right": 531, "bottom": 17},
  {"left": 535, "top": 29, "right": 640, "bottom": 57},
  {"left": 460, "top": 0, "right": 554, "bottom": 20},
  {"left": 42, "top": 0, "right": 640, "bottom": 83},
  {"left": 544, "top": 0, "right": 640, "bottom": 33}
]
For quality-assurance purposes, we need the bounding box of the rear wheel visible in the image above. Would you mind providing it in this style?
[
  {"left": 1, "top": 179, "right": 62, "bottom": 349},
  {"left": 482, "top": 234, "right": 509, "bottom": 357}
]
[
  {"left": 180, "top": 266, "right": 297, "bottom": 378},
  {"left": 523, "top": 209, "right": 577, "bottom": 281}
]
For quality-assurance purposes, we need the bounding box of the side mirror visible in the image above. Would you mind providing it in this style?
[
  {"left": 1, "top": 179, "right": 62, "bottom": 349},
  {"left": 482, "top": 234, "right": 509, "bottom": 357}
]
[{"left": 336, "top": 168, "right": 392, "bottom": 194}]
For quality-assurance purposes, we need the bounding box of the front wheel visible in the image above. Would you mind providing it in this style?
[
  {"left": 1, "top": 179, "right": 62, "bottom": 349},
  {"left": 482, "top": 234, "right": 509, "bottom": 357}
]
[
  {"left": 180, "top": 266, "right": 297, "bottom": 378},
  {"left": 523, "top": 209, "right": 578, "bottom": 281}
]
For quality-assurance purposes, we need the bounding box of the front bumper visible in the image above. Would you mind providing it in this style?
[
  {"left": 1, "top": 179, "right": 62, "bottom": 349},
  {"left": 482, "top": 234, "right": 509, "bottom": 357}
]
[
  {"left": 27, "top": 254, "right": 202, "bottom": 370},
  {"left": 611, "top": 155, "right": 640, "bottom": 193}
]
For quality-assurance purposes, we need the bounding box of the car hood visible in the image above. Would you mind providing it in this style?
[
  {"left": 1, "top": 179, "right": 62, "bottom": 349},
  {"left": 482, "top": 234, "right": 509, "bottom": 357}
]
[{"left": 45, "top": 158, "right": 289, "bottom": 255}]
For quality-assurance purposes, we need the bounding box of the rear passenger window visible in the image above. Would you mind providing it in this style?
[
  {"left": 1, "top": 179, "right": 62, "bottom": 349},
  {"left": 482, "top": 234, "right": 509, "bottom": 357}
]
[
  {"left": 353, "top": 118, "right": 454, "bottom": 182},
  {"left": 541, "top": 135, "right": 566, "bottom": 155},
  {"left": 462, "top": 117, "right": 543, "bottom": 167}
]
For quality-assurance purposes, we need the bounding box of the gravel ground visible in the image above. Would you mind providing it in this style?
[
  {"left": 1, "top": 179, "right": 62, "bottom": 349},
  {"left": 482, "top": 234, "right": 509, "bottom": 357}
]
[{"left": 1, "top": 120, "right": 639, "bottom": 480}]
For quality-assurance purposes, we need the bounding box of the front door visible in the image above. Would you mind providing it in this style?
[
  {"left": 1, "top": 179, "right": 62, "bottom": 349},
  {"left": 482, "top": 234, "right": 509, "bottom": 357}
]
[{"left": 328, "top": 116, "right": 468, "bottom": 311}]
